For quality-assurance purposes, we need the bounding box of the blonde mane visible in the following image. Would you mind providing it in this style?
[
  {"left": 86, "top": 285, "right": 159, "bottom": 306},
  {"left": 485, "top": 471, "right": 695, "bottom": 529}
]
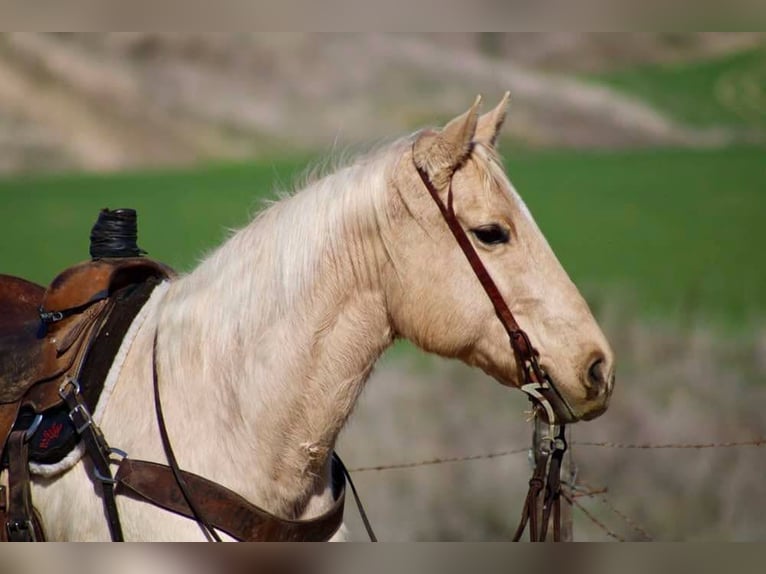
[{"left": 170, "top": 139, "right": 410, "bottom": 321}]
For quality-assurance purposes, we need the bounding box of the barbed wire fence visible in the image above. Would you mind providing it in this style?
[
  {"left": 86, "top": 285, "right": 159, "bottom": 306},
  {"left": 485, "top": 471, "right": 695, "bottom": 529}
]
[{"left": 347, "top": 437, "right": 766, "bottom": 541}]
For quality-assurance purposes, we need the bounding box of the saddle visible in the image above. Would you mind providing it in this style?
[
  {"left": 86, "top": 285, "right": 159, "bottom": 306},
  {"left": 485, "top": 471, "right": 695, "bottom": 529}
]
[
  {"left": 0, "top": 255, "right": 173, "bottom": 540},
  {"left": 2, "top": 259, "right": 171, "bottom": 396}
]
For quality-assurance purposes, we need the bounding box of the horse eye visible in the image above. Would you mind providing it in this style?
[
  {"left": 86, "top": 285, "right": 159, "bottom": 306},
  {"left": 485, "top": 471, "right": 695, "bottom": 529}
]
[{"left": 471, "top": 224, "right": 510, "bottom": 246}]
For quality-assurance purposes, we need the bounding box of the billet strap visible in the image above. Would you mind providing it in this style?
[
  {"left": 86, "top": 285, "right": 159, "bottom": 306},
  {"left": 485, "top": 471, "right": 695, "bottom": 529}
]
[
  {"left": 115, "top": 455, "right": 347, "bottom": 542},
  {"left": 0, "top": 403, "right": 22, "bottom": 465},
  {"left": 59, "top": 379, "right": 124, "bottom": 541}
]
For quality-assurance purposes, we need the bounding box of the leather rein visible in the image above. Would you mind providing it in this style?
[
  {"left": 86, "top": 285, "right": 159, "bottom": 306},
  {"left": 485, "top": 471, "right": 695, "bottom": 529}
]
[{"left": 414, "top": 150, "right": 573, "bottom": 542}]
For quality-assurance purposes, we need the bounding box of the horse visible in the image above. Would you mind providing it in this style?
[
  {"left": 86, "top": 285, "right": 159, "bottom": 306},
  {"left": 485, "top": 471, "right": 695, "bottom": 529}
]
[{"left": 21, "top": 94, "right": 614, "bottom": 541}]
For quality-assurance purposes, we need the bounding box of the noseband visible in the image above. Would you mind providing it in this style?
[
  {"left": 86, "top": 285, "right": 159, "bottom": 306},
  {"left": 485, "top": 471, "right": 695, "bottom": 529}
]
[{"left": 414, "top": 151, "right": 573, "bottom": 541}]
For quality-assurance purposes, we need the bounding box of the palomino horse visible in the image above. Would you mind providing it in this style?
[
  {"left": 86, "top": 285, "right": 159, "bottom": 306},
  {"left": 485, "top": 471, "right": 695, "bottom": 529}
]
[{"left": 23, "top": 94, "right": 614, "bottom": 540}]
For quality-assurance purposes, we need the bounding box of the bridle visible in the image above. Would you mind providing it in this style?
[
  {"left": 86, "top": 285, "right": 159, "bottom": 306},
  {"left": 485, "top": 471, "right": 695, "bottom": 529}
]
[{"left": 414, "top": 147, "right": 574, "bottom": 542}]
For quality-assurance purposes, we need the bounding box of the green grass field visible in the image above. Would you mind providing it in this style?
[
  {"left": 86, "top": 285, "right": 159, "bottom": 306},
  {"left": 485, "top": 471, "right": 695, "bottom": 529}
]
[
  {"left": 1, "top": 147, "right": 764, "bottom": 330},
  {"left": 588, "top": 47, "right": 766, "bottom": 128}
]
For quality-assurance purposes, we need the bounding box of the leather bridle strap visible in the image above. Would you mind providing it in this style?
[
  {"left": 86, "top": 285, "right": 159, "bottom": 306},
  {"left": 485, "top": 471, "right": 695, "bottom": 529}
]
[
  {"left": 413, "top": 162, "right": 544, "bottom": 386},
  {"left": 512, "top": 424, "right": 567, "bottom": 542},
  {"left": 414, "top": 156, "right": 569, "bottom": 542},
  {"left": 337, "top": 455, "right": 377, "bottom": 541}
]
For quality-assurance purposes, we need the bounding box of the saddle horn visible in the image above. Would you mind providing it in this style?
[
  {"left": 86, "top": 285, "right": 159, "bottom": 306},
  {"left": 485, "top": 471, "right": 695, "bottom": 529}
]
[{"left": 89, "top": 208, "right": 147, "bottom": 259}]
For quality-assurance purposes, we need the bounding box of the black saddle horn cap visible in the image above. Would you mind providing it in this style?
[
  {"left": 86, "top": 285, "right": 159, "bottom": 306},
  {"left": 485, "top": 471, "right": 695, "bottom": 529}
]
[{"left": 89, "top": 208, "right": 147, "bottom": 259}]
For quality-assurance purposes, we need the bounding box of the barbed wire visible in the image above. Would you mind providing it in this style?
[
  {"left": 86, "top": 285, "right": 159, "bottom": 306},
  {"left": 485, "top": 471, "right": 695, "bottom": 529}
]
[
  {"left": 573, "top": 438, "right": 766, "bottom": 449},
  {"left": 568, "top": 484, "right": 608, "bottom": 499},
  {"left": 348, "top": 446, "right": 528, "bottom": 473},
  {"left": 348, "top": 437, "right": 766, "bottom": 473},
  {"left": 568, "top": 481, "right": 653, "bottom": 541},
  {"left": 347, "top": 436, "right": 764, "bottom": 541},
  {"left": 562, "top": 490, "right": 625, "bottom": 542},
  {"left": 599, "top": 495, "right": 653, "bottom": 541}
]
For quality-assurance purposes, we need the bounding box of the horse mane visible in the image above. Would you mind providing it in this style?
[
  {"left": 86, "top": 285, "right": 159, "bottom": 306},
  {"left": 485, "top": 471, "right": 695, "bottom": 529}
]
[{"left": 156, "top": 138, "right": 412, "bottom": 378}]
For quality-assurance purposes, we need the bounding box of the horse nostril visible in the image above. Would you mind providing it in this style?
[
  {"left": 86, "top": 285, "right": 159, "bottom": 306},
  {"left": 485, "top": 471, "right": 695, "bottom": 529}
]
[{"left": 587, "top": 356, "right": 607, "bottom": 390}]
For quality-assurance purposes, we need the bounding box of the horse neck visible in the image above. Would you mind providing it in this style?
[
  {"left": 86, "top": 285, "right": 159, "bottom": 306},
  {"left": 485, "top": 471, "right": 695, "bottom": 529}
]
[{"left": 154, "top": 152, "right": 398, "bottom": 515}]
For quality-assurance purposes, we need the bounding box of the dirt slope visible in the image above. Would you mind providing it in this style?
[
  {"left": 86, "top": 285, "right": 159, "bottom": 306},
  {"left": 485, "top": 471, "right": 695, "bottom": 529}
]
[{"left": 0, "top": 33, "right": 759, "bottom": 174}]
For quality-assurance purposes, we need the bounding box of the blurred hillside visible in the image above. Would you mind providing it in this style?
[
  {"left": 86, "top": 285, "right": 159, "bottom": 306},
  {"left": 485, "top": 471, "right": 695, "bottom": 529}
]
[
  {"left": 0, "top": 32, "right": 764, "bottom": 174},
  {"left": 1, "top": 33, "right": 765, "bottom": 542}
]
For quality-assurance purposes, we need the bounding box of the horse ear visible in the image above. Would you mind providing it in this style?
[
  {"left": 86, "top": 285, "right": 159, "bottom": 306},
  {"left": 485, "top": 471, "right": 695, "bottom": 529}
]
[
  {"left": 475, "top": 91, "right": 510, "bottom": 148},
  {"left": 414, "top": 95, "right": 482, "bottom": 187}
]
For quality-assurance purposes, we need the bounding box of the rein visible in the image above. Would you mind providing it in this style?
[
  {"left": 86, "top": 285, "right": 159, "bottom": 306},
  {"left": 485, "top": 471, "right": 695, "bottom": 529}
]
[
  {"left": 414, "top": 153, "right": 571, "bottom": 542},
  {"left": 150, "top": 329, "right": 221, "bottom": 542}
]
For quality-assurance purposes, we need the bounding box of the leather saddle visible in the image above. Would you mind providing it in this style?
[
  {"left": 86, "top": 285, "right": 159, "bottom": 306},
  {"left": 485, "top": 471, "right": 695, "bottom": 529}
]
[{"left": 0, "top": 257, "right": 174, "bottom": 453}]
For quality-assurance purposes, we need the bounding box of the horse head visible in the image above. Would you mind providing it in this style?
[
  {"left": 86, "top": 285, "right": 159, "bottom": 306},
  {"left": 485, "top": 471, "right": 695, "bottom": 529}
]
[{"left": 384, "top": 94, "right": 615, "bottom": 423}]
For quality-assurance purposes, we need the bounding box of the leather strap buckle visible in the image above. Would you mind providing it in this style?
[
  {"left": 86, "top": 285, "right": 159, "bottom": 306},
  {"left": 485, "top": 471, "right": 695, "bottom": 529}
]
[
  {"left": 58, "top": 377, "right": 81, "bottom": 400},
  {"left": 39, "top": 308, "right": 65, "bottom": 324},
  {"left": 93, "top": 448, "right": 128, "bottom": 485},
  {"left": 69, "top": 403, "right": 94, "bottom": 434}
]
